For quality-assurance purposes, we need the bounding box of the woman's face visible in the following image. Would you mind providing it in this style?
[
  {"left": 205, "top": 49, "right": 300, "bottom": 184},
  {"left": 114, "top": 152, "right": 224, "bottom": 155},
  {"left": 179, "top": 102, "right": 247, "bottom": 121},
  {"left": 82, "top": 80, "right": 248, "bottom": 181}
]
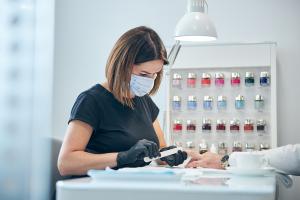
[{"left": 132, "top": 59, "right": 164, "bottom": 79}]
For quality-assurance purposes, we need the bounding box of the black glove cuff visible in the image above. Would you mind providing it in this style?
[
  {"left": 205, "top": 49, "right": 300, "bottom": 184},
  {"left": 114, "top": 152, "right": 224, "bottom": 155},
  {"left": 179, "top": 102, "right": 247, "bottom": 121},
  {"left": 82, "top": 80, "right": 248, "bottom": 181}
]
[{"left": 116, "top": 151, "right": 128, "bottom": 168}]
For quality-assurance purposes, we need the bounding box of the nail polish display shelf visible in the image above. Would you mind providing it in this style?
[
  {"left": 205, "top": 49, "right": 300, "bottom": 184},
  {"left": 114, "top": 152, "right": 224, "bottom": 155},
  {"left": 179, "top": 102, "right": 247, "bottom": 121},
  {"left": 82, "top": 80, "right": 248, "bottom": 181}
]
[{"left": 165, "top": 42, "right": 277, "bottom": 154}]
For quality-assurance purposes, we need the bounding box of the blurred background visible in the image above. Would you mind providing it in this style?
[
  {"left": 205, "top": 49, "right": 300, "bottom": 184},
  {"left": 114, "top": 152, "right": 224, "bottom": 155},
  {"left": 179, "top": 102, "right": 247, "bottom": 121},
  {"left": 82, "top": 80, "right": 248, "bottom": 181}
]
[
  {"left": 0, "top": 0, "right": 54, "bottom": 199},
  {"left": 0, "top": 0, "right": 299, "bottom": 199}
]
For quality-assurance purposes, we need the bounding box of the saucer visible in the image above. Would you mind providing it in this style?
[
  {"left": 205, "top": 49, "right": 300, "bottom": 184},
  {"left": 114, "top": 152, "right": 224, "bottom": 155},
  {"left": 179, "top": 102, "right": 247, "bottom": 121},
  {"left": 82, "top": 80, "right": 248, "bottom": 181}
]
[{"left": 226, "top": 167, "right": 275, "bottom": 176}]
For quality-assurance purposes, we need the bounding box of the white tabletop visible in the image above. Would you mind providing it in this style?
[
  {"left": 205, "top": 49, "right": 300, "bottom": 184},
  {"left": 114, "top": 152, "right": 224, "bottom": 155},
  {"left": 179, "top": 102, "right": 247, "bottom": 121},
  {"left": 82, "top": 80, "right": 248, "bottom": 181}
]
[{"left": 56, "top": 168, "right": 276, "bottom": 200}]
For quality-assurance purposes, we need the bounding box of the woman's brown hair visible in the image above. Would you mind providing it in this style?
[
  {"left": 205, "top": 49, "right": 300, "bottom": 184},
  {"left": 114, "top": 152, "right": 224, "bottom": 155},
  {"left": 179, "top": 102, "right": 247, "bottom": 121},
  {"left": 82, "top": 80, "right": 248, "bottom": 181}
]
[{"left": 105, "top": 26, "right": 168, "bottom": 108}]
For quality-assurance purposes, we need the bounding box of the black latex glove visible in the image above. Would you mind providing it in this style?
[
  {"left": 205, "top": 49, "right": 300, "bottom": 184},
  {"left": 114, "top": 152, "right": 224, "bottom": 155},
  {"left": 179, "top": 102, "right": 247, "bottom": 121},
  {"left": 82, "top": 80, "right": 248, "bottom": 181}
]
[
  {"left": 160, "top": 146, "right": 188, "bottom": 167},
  {"left": 116, "top": 139, "right": 160, "bottom": 168}
]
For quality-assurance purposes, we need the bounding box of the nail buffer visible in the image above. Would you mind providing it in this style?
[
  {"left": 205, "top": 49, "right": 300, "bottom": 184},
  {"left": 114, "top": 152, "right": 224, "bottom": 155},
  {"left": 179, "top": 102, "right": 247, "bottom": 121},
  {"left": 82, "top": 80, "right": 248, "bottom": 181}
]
[{"left": 143, "top": 147, "right": 183, "bottom": 162}]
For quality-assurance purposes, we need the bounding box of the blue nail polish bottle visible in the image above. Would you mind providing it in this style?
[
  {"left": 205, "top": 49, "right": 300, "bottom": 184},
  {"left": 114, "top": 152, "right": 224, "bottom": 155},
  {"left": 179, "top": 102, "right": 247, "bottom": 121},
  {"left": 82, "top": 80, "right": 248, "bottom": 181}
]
[
  {"left": 217, "top": 96, "right": 227, "bottom": 110},
  {"left": 187, "top": 96, "right": 197, "bottom": 110},
  {"left": 172, "top": 96, "right": 181, "bottom": 110},
  {"left": 235, "top": 95, "right": 245, "bottom": 109},
  {"left": 203, "top": 96, "right": 213, "bottom": 110},
  {"left": 260, "top": 72, "right": 270, "bottom": 86}
]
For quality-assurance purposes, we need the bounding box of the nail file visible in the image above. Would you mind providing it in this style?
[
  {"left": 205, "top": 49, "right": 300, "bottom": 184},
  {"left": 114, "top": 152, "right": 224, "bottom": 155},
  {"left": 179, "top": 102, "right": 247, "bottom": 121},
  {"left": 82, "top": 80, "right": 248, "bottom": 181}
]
[{"left": 143, "top": 147, "right": 183, "bottom": 162}]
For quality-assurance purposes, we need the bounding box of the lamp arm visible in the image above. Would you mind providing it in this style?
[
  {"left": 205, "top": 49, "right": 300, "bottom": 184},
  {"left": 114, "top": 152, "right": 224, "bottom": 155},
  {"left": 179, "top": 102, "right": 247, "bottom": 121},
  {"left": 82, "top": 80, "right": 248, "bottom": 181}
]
[{"left": 167, "top": 40, "right": 181, "bottom": 68}]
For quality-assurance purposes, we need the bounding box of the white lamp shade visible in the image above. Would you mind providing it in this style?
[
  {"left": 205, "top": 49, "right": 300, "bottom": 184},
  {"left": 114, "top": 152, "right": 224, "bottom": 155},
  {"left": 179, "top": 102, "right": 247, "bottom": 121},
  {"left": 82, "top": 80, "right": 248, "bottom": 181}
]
[{"left": 175, "top": 12, "right": 217, "bottom": 42}]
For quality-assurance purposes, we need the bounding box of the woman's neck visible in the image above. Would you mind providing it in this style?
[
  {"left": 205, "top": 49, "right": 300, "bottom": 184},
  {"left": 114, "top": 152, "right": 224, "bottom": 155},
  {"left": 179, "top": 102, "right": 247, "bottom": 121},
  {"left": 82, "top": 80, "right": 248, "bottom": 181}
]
[{"left": 100, "top": 82, "right": 110, "bottom": 92}]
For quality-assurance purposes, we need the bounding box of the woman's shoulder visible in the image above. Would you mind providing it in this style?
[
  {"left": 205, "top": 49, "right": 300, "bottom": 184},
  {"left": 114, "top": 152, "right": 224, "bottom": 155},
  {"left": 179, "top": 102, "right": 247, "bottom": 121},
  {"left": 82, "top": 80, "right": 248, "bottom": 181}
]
[
  {"left": 139, "top": 95, "right": 158, "bottom": 111},
  {"left": 72, "top": 84, "right": 108, "bottom": 108},
  {"left": 141, "top": 94, "right": 156, "bottom": 104},
  {"left": 80, "top": 83, "right": 112, "bottom": 100}
]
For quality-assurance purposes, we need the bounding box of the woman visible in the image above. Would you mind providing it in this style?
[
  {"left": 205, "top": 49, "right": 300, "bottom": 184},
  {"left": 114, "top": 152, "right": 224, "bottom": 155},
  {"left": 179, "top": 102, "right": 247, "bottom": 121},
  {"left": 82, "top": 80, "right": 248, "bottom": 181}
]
[{"left": 57, "top": 26, "right": 187, "bottom": 176}]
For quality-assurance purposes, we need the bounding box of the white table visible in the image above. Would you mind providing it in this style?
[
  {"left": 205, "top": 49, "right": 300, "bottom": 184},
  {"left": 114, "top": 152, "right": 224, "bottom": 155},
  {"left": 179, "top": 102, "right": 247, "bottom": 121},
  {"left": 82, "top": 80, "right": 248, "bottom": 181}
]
[{"left": 56, "top": 168, "right": 276, "bottom": 200}]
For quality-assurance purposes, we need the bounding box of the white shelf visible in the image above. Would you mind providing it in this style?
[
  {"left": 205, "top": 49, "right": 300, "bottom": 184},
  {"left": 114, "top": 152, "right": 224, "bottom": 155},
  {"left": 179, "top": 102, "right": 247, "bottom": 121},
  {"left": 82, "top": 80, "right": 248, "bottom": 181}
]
[{"left": 166, "top": 42, "right": 277, "bottom": 153}]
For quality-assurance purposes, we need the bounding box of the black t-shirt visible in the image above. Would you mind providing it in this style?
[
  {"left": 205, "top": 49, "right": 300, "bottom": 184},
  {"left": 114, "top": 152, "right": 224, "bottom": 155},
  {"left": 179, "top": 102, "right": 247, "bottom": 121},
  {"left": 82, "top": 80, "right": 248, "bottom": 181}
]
[{"left": 68, "top": 84, "right": 160, "bottom": 156}]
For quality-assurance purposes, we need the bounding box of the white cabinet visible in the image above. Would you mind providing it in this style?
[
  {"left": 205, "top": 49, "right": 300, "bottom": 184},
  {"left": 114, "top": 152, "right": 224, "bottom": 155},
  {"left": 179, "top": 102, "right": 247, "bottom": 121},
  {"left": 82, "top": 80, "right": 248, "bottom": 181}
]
[{"left": 165, "top": 42, "right": 277, "bottom": 154}]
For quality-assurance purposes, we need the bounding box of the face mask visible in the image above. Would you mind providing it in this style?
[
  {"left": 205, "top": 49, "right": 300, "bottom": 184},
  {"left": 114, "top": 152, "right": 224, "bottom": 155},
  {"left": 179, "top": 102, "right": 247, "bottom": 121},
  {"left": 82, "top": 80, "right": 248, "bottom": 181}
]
[{"left": 130, "top": 74, "right": 155, "bottom": 97}]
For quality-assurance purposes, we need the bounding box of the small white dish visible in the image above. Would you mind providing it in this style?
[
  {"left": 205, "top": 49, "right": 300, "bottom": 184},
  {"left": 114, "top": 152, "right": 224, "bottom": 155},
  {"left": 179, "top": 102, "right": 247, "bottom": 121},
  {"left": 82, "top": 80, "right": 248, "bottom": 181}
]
[{"left": 226, "top": 167, "right": 275, "bottom": 176}]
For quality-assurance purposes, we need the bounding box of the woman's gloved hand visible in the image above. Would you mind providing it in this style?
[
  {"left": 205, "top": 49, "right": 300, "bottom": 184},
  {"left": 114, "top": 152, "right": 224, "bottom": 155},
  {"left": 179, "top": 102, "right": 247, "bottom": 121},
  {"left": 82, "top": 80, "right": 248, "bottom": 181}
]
[
  {"left": 116, "top": 139, "right": 160, "bottom": 168},
  {"left": 160, "top": 146, "right": 188, "bottom": 167}
]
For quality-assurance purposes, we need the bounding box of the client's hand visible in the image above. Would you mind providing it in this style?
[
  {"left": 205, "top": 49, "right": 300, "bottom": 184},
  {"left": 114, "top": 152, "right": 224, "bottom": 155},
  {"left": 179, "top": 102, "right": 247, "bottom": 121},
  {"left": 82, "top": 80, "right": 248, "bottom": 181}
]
[
  {"left": 160, "top": 146, "right": 187, "bottom": 167},
  {"left": 186, "top": 152, "right": 223, "bottom": 169}
]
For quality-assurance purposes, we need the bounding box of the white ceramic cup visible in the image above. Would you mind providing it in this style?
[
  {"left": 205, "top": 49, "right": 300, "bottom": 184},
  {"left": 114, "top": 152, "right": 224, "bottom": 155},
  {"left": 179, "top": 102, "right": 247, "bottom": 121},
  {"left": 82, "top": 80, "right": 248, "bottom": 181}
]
[{"left": 235, "top": 152, "right": 268, "bottom": 169}]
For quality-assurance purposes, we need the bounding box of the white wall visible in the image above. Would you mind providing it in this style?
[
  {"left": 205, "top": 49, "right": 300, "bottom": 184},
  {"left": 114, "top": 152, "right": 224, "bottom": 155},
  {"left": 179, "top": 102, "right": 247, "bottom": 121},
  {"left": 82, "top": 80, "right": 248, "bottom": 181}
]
[{"left": 53, "top": 0, "right": 300, "bottom": 199}]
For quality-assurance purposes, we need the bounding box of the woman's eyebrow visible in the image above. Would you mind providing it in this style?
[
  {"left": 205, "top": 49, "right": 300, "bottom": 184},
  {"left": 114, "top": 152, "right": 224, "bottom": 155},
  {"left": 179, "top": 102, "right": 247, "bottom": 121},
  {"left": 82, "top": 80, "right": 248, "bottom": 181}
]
[
  {"left": 140, "top": 68, "right": 162, "bottom": 74},
  {"left": 140, "top": 70, "right": 152, "bottom": 74}
]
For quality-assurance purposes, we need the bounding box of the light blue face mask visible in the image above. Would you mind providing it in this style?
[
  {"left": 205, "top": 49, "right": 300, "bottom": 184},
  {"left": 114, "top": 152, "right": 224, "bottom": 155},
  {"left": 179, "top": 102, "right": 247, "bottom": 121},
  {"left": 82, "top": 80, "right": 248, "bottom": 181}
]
[{"left": 130, "top": 74, "right": 155, "bottom": 97}]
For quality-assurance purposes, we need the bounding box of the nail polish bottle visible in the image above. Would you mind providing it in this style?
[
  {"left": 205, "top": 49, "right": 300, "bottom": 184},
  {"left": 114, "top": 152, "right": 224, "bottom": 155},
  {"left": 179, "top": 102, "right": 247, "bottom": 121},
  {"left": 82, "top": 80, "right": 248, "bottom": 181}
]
[
  {"left": 254, "top": 95, "right": 264, "bottom": 111},
  {"left": 216, "top": 119, "right": 226, "bottom": 133},
  {"left": 173, "top": 119, "right": 182, "bottom": 133},
  {"left": 257, "top": 119, "right": 266, "bottom": 133},
  {"left": 202, "top": 118, "right": 212, "bottom": 132},
  {"left": 245, "top": 72, "right": 255, "bottom": 87},
  {"left": 187, "top": 72, "right": 197, "bottom": 88},
  {"left": 186, "top": 141, "right": 195, "bottom": 150},
  {"left": 260, "top": 71, "right": 270, "bottom": 86},
  {"left": 230, "top": 119, "right": 240, "bottom": 133},
  {"left": 215, "top": 72, "right": 225, "bottom": 87},
  {"left": 244, "top": 119, "right": 254, "bottom": 133},
  {"left": 186, "top": 120, "right": 196, "bottom": 133},
  {"left": 259, "top": 143, "right": 270, "bottom": 151},
  {"left": 235, "top": 95, "right": 245, "bottom": 109},
  {"left": 172, "top": 96, "right": 181, "bottom": 111},
  {"left": 203, "top": 96, "right": 213, "bottom": 110},
  {"left": 231, "top": 72, "right": 241, "bottom": 86},
  {"left": 245, "top": 143, "right": 256, "bottom": 152},
  {"left": 199, "top": 141, "right": 208, "bottom": 154},
  {"left": 217, "top": 96, "right": 227, "bottom": 110},
  {"left": 172, "top": 73, "right": 182, "bottom": 88},
  {"left": 187, "top": 95, "right": 197, "bottom": 110},
  {"left": 201, "top": 73, "right": 211, "bottom": 87},
  {"left": 232, "top": 141, "right": 243, "bottom": 152}
]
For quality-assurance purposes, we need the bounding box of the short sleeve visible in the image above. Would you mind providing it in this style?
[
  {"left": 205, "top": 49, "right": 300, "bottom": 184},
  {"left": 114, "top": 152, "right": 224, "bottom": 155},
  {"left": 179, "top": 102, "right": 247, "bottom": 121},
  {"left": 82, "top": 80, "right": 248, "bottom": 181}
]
[
  {"left": 68, "top": 92, "right": 101, "bottom": 130},
  {"left": 146, "top": 96, "right": 159, "bottom": 122}
]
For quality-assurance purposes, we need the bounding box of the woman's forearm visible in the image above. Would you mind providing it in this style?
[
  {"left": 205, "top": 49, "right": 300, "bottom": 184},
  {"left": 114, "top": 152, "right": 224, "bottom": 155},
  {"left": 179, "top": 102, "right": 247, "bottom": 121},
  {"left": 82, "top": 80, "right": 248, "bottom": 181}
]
[
  {"left": 263, "top": 144, "right": 300, "bottom": 175},
  {"left": 58, "top": 151, "right": 118, "bottom": 176},
  {"left": 229, "top": 144, "right": 300, "bottom": 175}
]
